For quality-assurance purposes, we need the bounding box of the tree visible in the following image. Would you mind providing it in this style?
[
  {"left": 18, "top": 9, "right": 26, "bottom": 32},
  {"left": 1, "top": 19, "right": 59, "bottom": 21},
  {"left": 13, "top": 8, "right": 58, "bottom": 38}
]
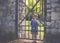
[{"left": 26, "top": 0, "right": 44, "bottom": 20}]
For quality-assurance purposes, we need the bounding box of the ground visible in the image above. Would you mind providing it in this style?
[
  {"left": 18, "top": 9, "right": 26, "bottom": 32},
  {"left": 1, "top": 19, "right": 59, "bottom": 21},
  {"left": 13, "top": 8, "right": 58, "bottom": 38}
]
[{"left": 8, "top": 39, "right": 43, "bottom": 43}]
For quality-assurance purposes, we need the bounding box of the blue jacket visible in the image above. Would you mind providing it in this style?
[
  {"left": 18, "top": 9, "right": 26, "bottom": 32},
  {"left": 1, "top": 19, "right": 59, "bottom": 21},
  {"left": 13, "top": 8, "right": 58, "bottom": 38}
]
[{"left": 31, "top": 20, "right": 38, "bottom": 32}]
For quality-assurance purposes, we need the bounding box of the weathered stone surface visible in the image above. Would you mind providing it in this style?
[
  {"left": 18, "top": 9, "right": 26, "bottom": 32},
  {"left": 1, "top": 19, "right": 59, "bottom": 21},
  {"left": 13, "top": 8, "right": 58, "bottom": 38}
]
[
  {"left": 0, "top": 0, "right": 16, "bottom": 33},
  {"left": 45, "top": 0, "right": 60, "bottom": 43}
]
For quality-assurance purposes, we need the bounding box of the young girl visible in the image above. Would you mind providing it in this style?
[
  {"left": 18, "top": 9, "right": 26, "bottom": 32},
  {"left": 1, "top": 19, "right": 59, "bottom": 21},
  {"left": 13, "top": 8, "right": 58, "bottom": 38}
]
[{"left": 31, "top": 14, "right": 40, "bottom": 42}]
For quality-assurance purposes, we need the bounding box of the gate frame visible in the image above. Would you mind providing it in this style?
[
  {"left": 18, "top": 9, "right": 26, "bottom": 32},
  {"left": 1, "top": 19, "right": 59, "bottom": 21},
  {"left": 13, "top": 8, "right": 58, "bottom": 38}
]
[
  {"left": 15, "top": 0, "right": 18, "bottom": 39},
  {"left": 15, "top": 0, "right": 47, "bottom": 41}
]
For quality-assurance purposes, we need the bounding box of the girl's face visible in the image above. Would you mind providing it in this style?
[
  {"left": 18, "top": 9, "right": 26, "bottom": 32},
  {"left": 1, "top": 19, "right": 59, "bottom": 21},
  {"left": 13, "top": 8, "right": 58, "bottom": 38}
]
[{"left": 32, "top": 16, "right": 37, "bottom": 20}]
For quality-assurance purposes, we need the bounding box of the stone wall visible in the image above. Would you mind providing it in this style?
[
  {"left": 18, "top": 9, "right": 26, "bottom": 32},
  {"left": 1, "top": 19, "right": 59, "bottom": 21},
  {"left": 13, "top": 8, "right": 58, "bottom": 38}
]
[
  {"left": 44, "top": 0, "right": 60, "bottom": 43},
  {"left": 0, "top": 0, "right": 16, "bottom": 34}
]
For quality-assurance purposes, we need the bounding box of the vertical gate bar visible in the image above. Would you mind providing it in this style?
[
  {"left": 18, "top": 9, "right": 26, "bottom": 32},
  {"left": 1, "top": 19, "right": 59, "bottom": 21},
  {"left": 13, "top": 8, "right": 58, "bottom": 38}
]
[
  {"left": 19, "top": 0, "right": 23, "bottom": 38},
  {"left": 28, "top": 16, "right": 30, "bottom": 39},
  {"left": 15, "top": 0, "right": 18, "bottom": 39},
  {"left": 39, "top": 0, "right": 41, "bottom": 40},
  {"left": 41, "top": 0, "right": 42, "bottom": 40},
  {"left": 44, "top": 0, "right": 47, "bottom": 41},
  {"left": 38, "top": 0, "right": 41, "bottom": 38},
  {"left": 28, "top": 0, "right": 29, "bottom": 39},
  {"left": 34, "top": 0, "right": 36, "bottom": 42},
  {"left": 25, "top": 0, "right": 26, "bottom": 39},
  {"left": 36, "top": 0, "right": 37, "bottom": 14},
  {"left": 32, "top": 0, "right": 33, "bottom": 40},
  {"left": 39, "top": 0, "right": 40, "bottom": 40},
  {"left": 35, "top": 0, "right": 37, "bottom": 43},
  {"left": 28, "top": 0, "right": 31, "bottom": 38},
  {"left": 18, "top": 0, "right": 21, "bottom": 39},
  {"left": 41, "top": 0, "right": 43, "bottom": 40}
]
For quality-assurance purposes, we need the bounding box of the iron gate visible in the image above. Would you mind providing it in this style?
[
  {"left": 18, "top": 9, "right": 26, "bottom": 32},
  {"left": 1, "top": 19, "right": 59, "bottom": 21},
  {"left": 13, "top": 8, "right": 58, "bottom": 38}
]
[{"left": 17, "top": 0, "right": 45, "bottom": 41}]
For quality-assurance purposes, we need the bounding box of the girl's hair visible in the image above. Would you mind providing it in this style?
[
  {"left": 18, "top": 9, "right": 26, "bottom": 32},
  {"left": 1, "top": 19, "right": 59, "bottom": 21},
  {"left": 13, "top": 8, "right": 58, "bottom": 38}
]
[
  {"left": 31, "top": 13, "right": 38, "bottom": 20},
  {"left": 32, "top": 14, "right": 38, "bottom": 19}
]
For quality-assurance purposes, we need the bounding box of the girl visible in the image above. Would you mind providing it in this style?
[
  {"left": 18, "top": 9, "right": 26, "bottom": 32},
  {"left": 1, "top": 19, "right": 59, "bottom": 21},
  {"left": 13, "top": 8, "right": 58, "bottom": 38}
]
[{"left": 31, "top": 14, "right": 40, "bottom": 43}]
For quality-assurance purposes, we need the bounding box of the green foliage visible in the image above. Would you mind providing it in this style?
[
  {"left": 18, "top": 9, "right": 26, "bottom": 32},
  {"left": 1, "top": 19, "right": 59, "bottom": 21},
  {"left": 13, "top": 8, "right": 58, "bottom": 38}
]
[
  {"left": 26, "top": 0, "right": 43, "bottom": 14},
  {"left": 26, "top": 0, "right": 44, "bottom": 20}
]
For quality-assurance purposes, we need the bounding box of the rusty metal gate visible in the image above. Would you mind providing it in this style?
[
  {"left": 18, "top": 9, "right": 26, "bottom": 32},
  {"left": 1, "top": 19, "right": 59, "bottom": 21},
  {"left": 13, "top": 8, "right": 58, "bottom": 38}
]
[{"left": 17, "top": 0, "right": 45, "bottom": 41}]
